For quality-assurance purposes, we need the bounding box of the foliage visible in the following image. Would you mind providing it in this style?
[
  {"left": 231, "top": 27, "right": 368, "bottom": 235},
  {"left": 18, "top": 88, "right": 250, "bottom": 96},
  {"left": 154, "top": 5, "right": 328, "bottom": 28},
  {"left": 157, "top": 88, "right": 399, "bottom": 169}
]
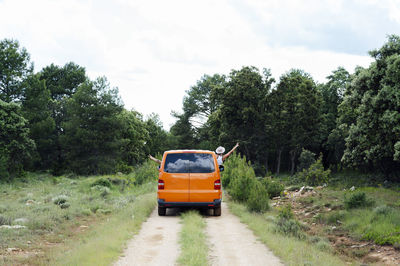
[
  {"left": 297, "top": 149, "right": 316, "bottom": 172},
  {"left": 134, "top": 159, "right": 159, "bottom": 185},
  {"left": 274, "top": 205, "right": 305, "bottom": 239},
  {"left": 61, "top": 77, "right": 124, "bottom": 175},
  {"left": 344, "top": 191, "right": 375, "bottom": 209},
  {"left": 278, "top": 204, "right": 295, "bottom": 220},
  {"left": 260, "top": 178, "right": 284, "bottom": 199},
  {"left": 223, "top": 153, "right": 271, "bottom": 212},
  {"left": 268, "top": 69, "right": 321, "bottom": 175},
  {"left": 21, "top": 74, "right": 55, "bottom": 169},
  {"left": 247, "top": 181, "right": 270, "bottom": 212},
  {"left": 339, "top": 35, "right": 400, "bottom": 178},
  {"left": 90, "top": 177, "right": 112, "bottom": 188},
  {"left": 0, "top": 39, "right": 33, "bottom": 102},
  {"left": 297, "top": 155, "right": 331, "bottom": 186},
  {"left": 0, "top": 100, "right": 35, "bottom": 179}
]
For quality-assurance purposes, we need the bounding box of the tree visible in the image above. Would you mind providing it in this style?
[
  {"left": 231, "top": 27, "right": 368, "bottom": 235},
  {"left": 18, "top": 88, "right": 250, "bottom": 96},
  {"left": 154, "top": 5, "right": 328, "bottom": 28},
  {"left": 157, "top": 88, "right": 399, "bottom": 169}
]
[
  {"left": 319, "top": 67, "right": 351, "bottom": 170},
  {"left": 21, "top": 74, "right": 55, "bottom": 169},
  {"left": 37, "top": 62, "right": 87, "bottom": 174},
  {"left": 61, "top": 77, "right": 124, "bottom": 175},
  {"left": 340, "top": 35, "right": 400, "bottom": 178},
  {"left": 0, "top": 39, "right": 33, "bottom": 102},
  {"left": 0, "top": 100, "right": 35, "bottom": 179},
  {"left": 269, "top": 69, "right": 321, "bottom": 175},
  {"left": 218, "top": 66, "right": 274, "bottom": 165}
]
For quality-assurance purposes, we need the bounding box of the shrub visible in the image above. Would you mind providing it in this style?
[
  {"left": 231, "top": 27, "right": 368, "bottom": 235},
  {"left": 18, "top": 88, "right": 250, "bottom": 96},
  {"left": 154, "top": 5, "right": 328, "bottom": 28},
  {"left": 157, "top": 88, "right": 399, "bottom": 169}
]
[
  {"left": 0, "top": 215, "right": 11, "bottom": 225},
  {"left": 52, "top": 195, "right": 68, "bottom": 205},
  {"left": 134, "top": 160, "right": 158, "bottom": 185},
  {"left": 278, "top": 204, "right": 294, "bottom": 220},
  {"left": 115, "top": 162, "right": 134, "bottom": 174},
  {"left": 274, "top": 218, "right": 305, "bottom": 239},
  {"left": 344, "top": 192, "right": 375, "bottom": 209},
  {"left": 247, "top": 181, "right": 270, "bottom": 212},
  {"left": 297, "top": 149, "right": 316, "bottom": 172},
  {"left": 60, "top": 202, "right": 70, "bottom": 209},
  {"left": 297, "top": 155, "right": 330, "bottom": 186},
  {"left": 261, "top": 178, "right": 284, "bottom": 199},
  {"left": 90, "top": 178, "right": 111, "bottom": 188},
  {"left": 373, "top": 205, "right": 393, "bottom": 216},
  {"left": 226, "top": 154, "right": 257, "bottom": 202}
]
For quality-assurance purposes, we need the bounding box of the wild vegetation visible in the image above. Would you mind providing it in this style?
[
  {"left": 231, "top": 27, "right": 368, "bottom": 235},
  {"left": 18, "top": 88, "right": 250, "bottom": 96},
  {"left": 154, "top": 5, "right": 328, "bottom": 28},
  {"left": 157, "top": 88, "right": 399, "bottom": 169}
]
[
  {"left": 177, "top": 211, "right": 208, "bottom": 266},
  {"left": 0, "top": 162, "right": 158, "bottom": 265},
  {"left": 1, "top": 33, "right": 400, "bottom": 265}
]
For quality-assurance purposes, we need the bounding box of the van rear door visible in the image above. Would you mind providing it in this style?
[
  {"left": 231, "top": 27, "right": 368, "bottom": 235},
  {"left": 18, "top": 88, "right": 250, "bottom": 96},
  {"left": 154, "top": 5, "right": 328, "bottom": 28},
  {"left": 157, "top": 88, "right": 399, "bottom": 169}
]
[
  {"left": 159, "top": 153, "right": 190, "bottom": 202},
  {"left": 188, "top": 153, "right": 220, "bottom": 202}
]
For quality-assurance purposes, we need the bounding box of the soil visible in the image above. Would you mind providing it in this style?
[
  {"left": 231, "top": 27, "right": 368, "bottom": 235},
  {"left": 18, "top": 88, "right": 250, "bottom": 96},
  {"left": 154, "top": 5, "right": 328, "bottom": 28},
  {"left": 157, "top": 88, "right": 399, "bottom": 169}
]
[
  {"left": 272, "top": 188, "right": 400, "bottom": 265},
  {"left": 114, "top": 208, "right": 181, "bottom": 266}
]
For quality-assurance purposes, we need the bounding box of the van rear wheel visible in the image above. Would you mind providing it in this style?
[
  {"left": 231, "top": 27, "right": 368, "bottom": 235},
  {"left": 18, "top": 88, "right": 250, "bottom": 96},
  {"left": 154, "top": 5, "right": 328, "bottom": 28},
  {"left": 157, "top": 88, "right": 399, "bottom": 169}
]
[
  {"left": 214, "top": 206, "right": 221, "bottom": 216},
  {"left": 158, "top": 206, "right": 166, "bottom": 216}
]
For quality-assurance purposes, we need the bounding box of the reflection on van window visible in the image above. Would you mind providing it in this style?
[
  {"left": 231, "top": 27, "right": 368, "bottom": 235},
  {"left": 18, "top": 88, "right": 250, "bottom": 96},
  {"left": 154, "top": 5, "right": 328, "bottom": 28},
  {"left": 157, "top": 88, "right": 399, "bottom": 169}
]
[{"left": 164, "top": 153, "right": 215, "bottom": 173}]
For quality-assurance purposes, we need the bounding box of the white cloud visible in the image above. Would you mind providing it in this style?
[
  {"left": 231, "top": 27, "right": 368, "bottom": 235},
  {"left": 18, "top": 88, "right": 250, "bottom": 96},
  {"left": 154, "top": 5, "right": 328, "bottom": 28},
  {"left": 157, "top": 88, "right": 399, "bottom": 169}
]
[{"left": 0, "top": 0, "right": 394, "bottom": 129}]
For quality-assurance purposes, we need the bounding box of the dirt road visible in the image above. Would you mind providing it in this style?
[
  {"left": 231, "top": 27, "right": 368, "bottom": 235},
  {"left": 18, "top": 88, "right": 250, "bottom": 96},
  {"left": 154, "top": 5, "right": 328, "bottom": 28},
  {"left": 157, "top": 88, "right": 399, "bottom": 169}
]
[
  {"left": 114, "top": 208, "right": 181, "bottom": 266},
  {"left": 114, "top": 203, "right": 283, "bottom": 266}
]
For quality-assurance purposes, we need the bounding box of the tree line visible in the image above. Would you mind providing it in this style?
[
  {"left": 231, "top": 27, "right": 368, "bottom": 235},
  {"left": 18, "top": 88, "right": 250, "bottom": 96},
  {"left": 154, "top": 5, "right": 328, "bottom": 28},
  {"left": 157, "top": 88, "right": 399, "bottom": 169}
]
[
  {"left": 170, "top": 35, "right": 400, "bottom": 180},
  {"left": 0, "top": 39, "right": 175, "bottom": 179},
  {"left": 1, "top": 35, "right": 399, "bottom": 181}
]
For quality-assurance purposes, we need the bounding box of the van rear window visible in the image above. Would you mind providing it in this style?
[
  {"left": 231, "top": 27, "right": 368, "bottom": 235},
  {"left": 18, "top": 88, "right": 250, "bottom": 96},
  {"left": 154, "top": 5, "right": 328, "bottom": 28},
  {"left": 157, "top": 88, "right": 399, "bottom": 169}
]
[{"left": 164, "top": 153, "right": 215, "bottom": 173}]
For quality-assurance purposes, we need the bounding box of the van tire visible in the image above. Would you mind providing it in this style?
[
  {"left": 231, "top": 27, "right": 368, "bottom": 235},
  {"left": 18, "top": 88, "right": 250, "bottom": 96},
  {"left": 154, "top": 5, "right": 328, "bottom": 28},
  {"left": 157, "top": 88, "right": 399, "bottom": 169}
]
[
  {"left": 158, "top": 206, "right": 166, "bottom": 216},
  {"left": 214, "top": 206, "right": 221, "bottom": 216}
]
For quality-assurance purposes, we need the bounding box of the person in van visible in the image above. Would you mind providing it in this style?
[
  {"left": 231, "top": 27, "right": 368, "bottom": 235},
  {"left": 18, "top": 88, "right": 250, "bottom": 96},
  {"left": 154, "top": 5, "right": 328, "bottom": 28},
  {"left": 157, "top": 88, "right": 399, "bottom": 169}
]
[
  {"left": 215, "top": 142, "right": 239, "bottom": 166},
  {"left": 148, "top": 143, "right": 239, "bottom": 165}
]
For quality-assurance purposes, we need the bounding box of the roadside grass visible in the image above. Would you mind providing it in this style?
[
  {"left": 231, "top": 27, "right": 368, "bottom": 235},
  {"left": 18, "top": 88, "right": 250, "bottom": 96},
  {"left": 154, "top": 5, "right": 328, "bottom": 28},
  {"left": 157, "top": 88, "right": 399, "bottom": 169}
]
[
  {"left": 50, "top": 192, "right": 156, "bottom": 266},
  {"left": 177, "top": 210, "right": 208, "bottom": 266},
  {"left": 227, "top": 199, "right": 350, "bottom": 266},
  {"left": 0, "top": 161, "right": 158, "bottom": 265}
]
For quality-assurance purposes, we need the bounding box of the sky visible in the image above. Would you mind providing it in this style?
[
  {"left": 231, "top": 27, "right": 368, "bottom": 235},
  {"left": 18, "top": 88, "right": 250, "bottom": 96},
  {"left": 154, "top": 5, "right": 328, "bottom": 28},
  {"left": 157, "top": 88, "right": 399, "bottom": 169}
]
[{"left": 1, "top": 0, "right": 399, "bottom": 129}]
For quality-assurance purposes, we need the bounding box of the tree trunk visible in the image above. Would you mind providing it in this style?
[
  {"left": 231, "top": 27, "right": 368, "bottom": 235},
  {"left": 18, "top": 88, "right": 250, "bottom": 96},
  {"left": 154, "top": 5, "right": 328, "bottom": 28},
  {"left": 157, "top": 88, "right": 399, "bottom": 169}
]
[
  {"left": 264, "top": 152, "right": 269, "bottom": 174},
  {"left": 290, "top": 149, "right": 296, "bottom": 176},
  {"left": 276, "top": 148, "right": 282, "bottom": 175}
]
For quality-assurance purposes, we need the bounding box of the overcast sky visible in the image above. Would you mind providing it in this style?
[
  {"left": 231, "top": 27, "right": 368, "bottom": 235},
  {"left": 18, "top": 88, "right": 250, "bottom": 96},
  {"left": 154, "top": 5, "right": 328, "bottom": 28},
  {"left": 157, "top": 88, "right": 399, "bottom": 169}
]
[{"left": 1, "top": 0, "right": 399, "bottom": 129}]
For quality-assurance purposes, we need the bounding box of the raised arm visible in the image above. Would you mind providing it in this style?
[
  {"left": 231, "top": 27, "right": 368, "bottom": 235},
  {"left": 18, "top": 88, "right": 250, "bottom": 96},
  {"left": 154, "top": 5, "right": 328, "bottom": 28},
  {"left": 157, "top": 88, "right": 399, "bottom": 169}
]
[
  {"left": 149, "top": 155, "right": 161, "bottom": 164},
  {"left": 223, "top": 143, "right": 239, "bottom": 161}
]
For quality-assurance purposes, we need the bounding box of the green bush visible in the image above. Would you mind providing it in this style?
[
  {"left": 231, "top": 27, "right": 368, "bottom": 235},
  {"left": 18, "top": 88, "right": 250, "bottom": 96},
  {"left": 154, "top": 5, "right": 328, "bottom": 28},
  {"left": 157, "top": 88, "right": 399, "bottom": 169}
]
[
  {"left": 134, "top": 160, "right": 158, "bottom": 185},
  {"left": 344, "top": 192, "right": 375, "bottom": 209},
  {"left": 373, "top": 205, "right": 393, "bottom": 216},
  {"left": 297, "top": 155, "right": 330, "bottom": 186},
  {"left": 297, "top": 149, "right": 316, "bottom": 172},
  {"left": 247, "top": 181, "right": 270, "bottom": 212},
  {"left": 261, "top": 178, "right": 284, "bottom": 199},
  {"left": 274, "top": 217, "right": 305, "bottom": 239},
  {"left": 52, "top": 195, "right": 68, "bottom": 205},
  {"left": 278, "top": 204, "right": 294, "bottom": 220},
  {"left": 90, "top": 178, "right": 112, "bottom": 188},
  {"left": 0, "top": 215, "right": 11, "bottom": 225},
  {"left": 115, "top": 162, "right": 134, "bottom": 174}
]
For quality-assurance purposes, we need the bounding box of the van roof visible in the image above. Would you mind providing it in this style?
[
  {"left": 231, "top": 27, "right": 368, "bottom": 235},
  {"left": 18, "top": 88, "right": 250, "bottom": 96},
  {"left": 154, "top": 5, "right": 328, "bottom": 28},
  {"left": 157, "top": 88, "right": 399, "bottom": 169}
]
[{"left": 164, "top": 149, "right": 214, "bottom": 154}]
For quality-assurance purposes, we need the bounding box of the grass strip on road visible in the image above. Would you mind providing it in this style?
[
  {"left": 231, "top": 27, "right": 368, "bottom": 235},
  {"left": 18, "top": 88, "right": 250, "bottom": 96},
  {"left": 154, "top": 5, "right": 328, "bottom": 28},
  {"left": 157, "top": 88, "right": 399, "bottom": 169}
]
[
  {"left": 177, "top": 210, "right": 209, "bottom": 266},
  {"left": 50, "top": 192, "right": 156, "bottom": 266},
  {"left": 227, "top": 200, "right": 352, "bottom": 266}
]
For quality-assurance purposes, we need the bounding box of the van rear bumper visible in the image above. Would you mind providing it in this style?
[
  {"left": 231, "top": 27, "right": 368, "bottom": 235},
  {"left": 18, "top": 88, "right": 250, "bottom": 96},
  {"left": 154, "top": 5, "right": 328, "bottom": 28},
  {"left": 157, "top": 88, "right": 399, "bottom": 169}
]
[{"left": 158, "top": 199, "right": 222, "bottom": 208}]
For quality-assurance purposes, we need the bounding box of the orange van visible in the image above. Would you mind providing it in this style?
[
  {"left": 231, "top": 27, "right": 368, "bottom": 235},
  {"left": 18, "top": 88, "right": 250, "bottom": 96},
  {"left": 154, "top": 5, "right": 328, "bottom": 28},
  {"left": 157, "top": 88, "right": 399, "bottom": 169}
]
[{"left": 157, "top": 150, "right": 223, "bottom": 216}]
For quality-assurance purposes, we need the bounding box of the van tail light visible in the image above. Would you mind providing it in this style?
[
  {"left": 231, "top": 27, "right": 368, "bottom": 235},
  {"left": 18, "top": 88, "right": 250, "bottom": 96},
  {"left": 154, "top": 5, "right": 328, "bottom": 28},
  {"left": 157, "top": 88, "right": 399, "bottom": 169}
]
[
  {"left": 158, "top": 179, "right": 164, "bottom": 190},
  {"left": 214, "top": 179, "right": 221, "bottom": 190}
]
